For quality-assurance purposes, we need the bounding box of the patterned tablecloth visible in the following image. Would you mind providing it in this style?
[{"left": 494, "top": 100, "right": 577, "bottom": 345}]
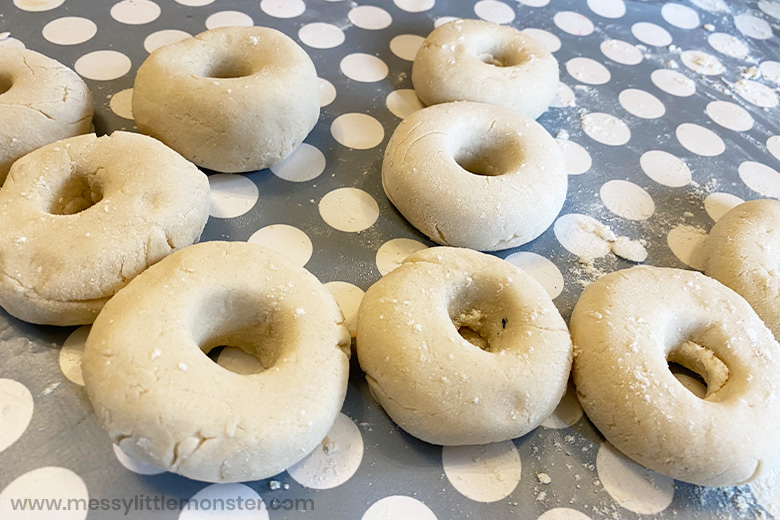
[{"left": 1, "top": 0, "right": 780, "bottom": 518}]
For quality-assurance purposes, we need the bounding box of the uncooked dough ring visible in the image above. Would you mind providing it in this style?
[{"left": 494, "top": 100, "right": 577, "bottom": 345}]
[
  {"left": 0, "top": 131, "right": 209, "bottom": 326},
  {"left": 356, "top": 247, "right": 573, "bottom": 446},
  {"left": 0, "top": 48, "right": 93, "bottom": 185},
  {"left": 570, "top": 266, "right": 780, "bottom": 487},
  {"left": 133, "top": 26, "right": 320, "bottom": 173},
  {"left": 412, "top": 19, "right": 559, "bottom": 119},
  {"left": 382, "top": 101, "right": 567, "bottom": 251},
  {"left": 705, "top": 199, "right": 780, "bottom": 339},
  {"left": 83, "top": 241, "right": 351, "bottom": 483}
]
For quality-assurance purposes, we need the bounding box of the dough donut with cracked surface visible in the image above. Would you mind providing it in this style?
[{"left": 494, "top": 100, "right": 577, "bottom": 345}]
[
  {"left": 570, "top": 266, "right": 780, "bottom": 487},
  {"left": 133, "top": 26, "right": 320, "bottom": 173},
  {"left": 412, "top": 19, "right": 559, "bottom": 119},
  {"left": 83, "top": 241, "right": 351, "bottom": 483},
  {"left": 705, "top": 199, "right": 780, "bottom": 339},
  {"left": 0, "top": 48, "right": 93, "bottom": 185},
  {"left": 356, "top": 247, "right": 573, "bottom": 446},
  {"left": 382, "top": 101, "right": 567, "bottom": 251},
  {"left": 0, "top": 131, "right": 209, "bottom": 326}
]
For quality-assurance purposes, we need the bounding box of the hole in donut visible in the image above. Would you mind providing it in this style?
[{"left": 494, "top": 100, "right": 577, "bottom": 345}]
[
  {"left": 451, "top": 130, "right": 524, "bottom": 177},
  {"left": 448, "top": 276, "right": 516, "bottom": 353},
  {"left": 668, "top": 362, "right": 708, "bottom": 399},
  {"left": 49, "top": 173, "right": 103, "bottom": 215},
  {"left": 666, "top": 339, "right": 730, "bottom": 399},
  {"left": 0, "top": 74, "right": 12, "bottom": 96},
  {"left": 454, "top": 151, "right": 504, "bottom": 177},
  {"left": 457, "top": 325, "right": 490, "bottom": 350},
  {"left": 476, "top": 52, "right": 513, "bottom": 67},
  {"left": 201, "top": 58, "right": 256, "bottom": 79}
]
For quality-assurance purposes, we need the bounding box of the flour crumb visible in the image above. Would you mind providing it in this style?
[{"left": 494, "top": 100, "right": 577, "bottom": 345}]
[
  {"left": 702, "top": 23, "right": 715, "bottom": 31},
  {"left": 268, "top": 480, "right": 281, "bottom": 490},
  {"left": 178, "top": 362, "right": 188, "bottom": 372},
  {"left": 41, "top": 382, "right": 60, "bottom": 396},
  {"left": 151, "top": 349, "right": 161, "bottom": 359},
  {"left": 556, "top": 129, "right": 570, "bottom": 140},
  {"left": 537, "top": 472, "right": 552, "bottom": 484},
  {"left": 611, "top": 236, "right": 648, "bottom": 263},
  {"left": 742, "top": 66, "right": 761, "bottom": 79},
  {"left": 293, "top": 307, "right": 306, "bottom": 318}
]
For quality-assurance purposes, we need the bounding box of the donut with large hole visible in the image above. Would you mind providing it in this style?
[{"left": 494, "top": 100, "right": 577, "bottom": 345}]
[
  {"left": 83, "top": 241, "right": 351, "bottom": 483},
  {"left": 356, "top": 246, "right": 573, "bottom": 446},
  {"left": 0, "top": 131, "right": 209, "bottom": 326},
  {"left": 132, "top": 26, "right": 320, "bottom": 173},
  {"left": 0, "top": 48, "right": 93, "bottom": 185},
  {"left": 570, "top": 265, "right": 780, "bottom": 487}
]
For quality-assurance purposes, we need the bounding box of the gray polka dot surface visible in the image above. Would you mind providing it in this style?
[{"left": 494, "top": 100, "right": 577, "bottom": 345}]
[{"left": 1, "top": 0, "right": 780, "bottom": 518}]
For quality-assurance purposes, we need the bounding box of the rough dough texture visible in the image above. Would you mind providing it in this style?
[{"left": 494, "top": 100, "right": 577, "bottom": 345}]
[
  {"left": 382, "top": 101, "right": 567, "bottom": 251},
  {"left": 83, "top": 241, "right": 351, "bottom": 483},
  {"left": 0, "top": 48, "right": 93, "bottom": 185},
  {"left": 133, "top": 26, "right": 320, "bottom": 173},
  {"left": 705, "top": 199, "right": 780, "bottom": 339},
  {"left": 356, "top": 247, "right": 573, "bottom": 446},
  {"left": 412, "top": 19, "right": 559, "bottom": 119},
  {"left": 571, "top": 266, "right": 780, "bottom": 487},
  {"left": 0, "top": 132, "right": 209, "bottom": 326}
]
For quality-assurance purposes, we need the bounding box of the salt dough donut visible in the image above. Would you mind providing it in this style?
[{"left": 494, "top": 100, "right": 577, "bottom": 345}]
[
  {"left": 0, "top": 131, "right": 209, "bottom": 326},
  {"left": 382, "top": 101, "right": 567, "bottom": 251},
  {"left": 83, "top": 241, "right": 351, "bottom": 483},
  {"left": 356, "top": 247, "right": 573, "bottom": 445},
  {"left": 412, "top": 19, "right": 559, "bottom": 119},
  {"left": 705, "top": 199, "right": 780, "bottom": 339},
  {"left": 133, "top": 26, "right": 320, "bottom": 173},
  {"left": 570, "top": 266, "right": 780, "bottom": 487},
  {"left": 0, "top": 48, "right": 93, "bottom": 185}
]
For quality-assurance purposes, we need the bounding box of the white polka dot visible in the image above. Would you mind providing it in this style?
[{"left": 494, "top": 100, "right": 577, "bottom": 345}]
[
  {"left": 750, "top": 464, "right": 780, "bottom": 519},
  {"left": 319, "top": 78, "right": 337, "bottom": 107},
  {"left": 551, "top": 82, "right": 576, "bottom": 108},
  {"left": 386, "top": 89, "right": 425, "bottom": 119},
  {"left": 597, "top": 442, "right": 674, "bottom": 514},
  {"left": 600, "top": 39, "right": 643, "bottom": 65},
  {"left": 706, "top": 100, "right": 753, "bottom": 131},
  {"left": 175, "top": 0, "right": 214, "bottom": 5},
  {"left": 554, "top": 214, "right": 613, "bottom": 259},
  {"left": 109, "top": 88, "right": 133, "bottom": 120},
  {"left": 205, "top": 11, "right": 253, "bottom": 29},
  {"left": 287, "top": 413, "right": 364, "bottom": 489},
  {"left": 217, "top": 348, "right": 264, "bottom": 375},
  {"left": 348, "top": 6, "right": 393, "bottom": 30},
  {"left": 587, "top": 0, "right": 626, "bottom": 19},
  {"left": 667, "top": 225, "right": 708, "bottom": 270},
  {"left": 554, "top": 11, "right": 595, "bottom": 36},
  {"left": 0, "top": 379, "right": 33, "bottom": 453},
  {"left": 271, "top": 143, "right": 326, "bottom": 183},
  {"left": 538, "top": 509, "right": 592, "bottom": 520},
  {"left": 651, "top": 69, "right": 696, "bottom": 97},
  {"left": 768, "top": 135, "right": 780, "bottom": 160},
  {"left": 474, "top": 0, "right": 515, "bottom": 24},
  {"left": 325, "top": 281, "right": 365, "bottom": 337},
  {"left": 248, "top": 225, "right": 313, "bottom": 267},
  {"left": 331, "top": 113, "right": 384, "bottom": 149},
  {"left": 581, "top": 113, "right": 631, "bottom": 146},
  {"left": 681, "top": 50, "right": 724, "bottom": 75},
  {"left": 760, "top": 0, "right": 780, "bottom": 20},
  {"left": 704, "top": 192, "right": 744, "bottom": 222},
  {"left": 208, "top": 174, "right": 259, "bottom": 219},
  {"left": 619, "top": 88, "right": 665, "bottom": 119},
  {"left": 540, "top": 381, "right": 583, "bottom": 428},
  {"left": 0, "top": 467, "right": 88, "bottom": 520},
  {"left": 393, "top": 0, "right": 434, "bottom": 13},
  {"left": 739, "top": 161, "right": 780, "bottom": 197},
  {"left": 179, "top": 484, "right": 268, "bottom": 520},
  {"left": 434, "top": 16, "right": 460, "bottom": 28},
  {"left": 518, "top": 0, "right": 549, "bottom": 5},
  {"left": 640, "top": 150, "right": 691, "bottom": 187},
  {"left": 631, "top": 22, "right": 673, "bottom": 46},
  {"left": 0, "top": 37, "right": 25, "bottom": 49},
  {"left": 340, "top": 53, "right": 388, "bottom": 83},
  {"left": 261, "top": 0, "right": 305, "bottom": 18},
  {"left": 690, "top": 0, "right": 728, "bottom": 11},
  {"left": 600, "top": 180, "right": 655, "bottom": 220},
  {"left": 376, "top": 238, "right": 428, "bottom": 276},
  {"left": 521, "top": 28, "right": 561, "bottom": 53},
  {"left": 556, "top": 139, "right": 592, "bottom": 176},
  {"left": 661, "top": 3, "right": 700, "bottom": 29},
  {"left": 707, "top": 33, "right": 749, "bottom": 59},
  {"left": 760, "top": 61, "right": 780, "bottom": 84},
  {"left": 42, "top": 17, "right": 97, "bottom": 45},
  {"left": 319, "top": 188, "right": 379, "bottom": 233},
  {"left": 13, "top": 0, "right": 63, "bottom": 11},
  {"left": 735, "top": 79, "right": 779, "bottom": 108},
  {"left": 676, "top": 123, "right": 725, "bottom": 156},
  {"left": 566, "top": 57, "right": 611, "bottom": 85},
  {"left": 74, "top": 50, "right": 132, "bottom": 81},
  {"left": 390, "top": 34, "right": 424, "bottom": 61},
  {"left": 362, "top": 496, "right": 437, "bottom": 520},
  {"left": 734, "top": 13, "right": 773, "bottom": 39},
  {"left": 60, "top": 326, "right": 89, "bottom": 386},
  {"left": 143, "top": 29, "right": 191, "bottom": 53},
  {"left": 110, "top": 0, "right": 160, "bottom": 25},
  {"left": 442, "top": 441, "right": 521, "bottom": 503},
  {"left": 113, "top": 444, "right": 166, "bottom": 475},
  {"left": 504, "top": 251, "right": 564, "bottom": 299}
]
